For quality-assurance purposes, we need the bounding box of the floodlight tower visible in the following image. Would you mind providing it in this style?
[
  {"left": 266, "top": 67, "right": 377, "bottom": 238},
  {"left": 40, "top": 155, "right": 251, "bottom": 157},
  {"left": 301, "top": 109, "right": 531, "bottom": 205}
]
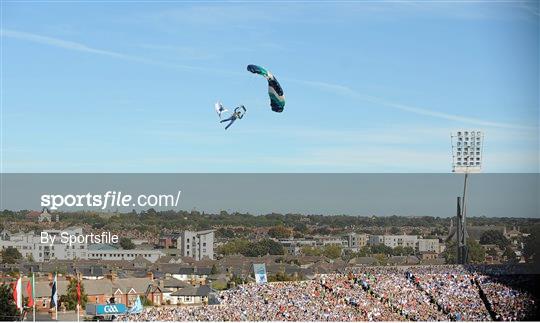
[{"left": 451, "top": 130, "right": 484, "bottom": 264}]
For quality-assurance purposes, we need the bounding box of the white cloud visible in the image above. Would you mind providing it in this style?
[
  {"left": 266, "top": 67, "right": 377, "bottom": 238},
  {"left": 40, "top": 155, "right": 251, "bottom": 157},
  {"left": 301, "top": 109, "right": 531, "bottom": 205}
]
[
  {"left": 291, "top": 79, "right": 537, "bottom": 131},
  {"left": 1, "top": 28, "right": 239, "bottom": 75},
  {"left": 1, "top": 29, "right": 132, "bottom": 59}
]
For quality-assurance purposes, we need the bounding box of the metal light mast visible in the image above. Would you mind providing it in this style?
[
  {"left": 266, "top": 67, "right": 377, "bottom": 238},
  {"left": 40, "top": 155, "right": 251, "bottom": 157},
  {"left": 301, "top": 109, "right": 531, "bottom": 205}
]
[{"left": 451, "top": 130, "right": 484, "bottom": 264}]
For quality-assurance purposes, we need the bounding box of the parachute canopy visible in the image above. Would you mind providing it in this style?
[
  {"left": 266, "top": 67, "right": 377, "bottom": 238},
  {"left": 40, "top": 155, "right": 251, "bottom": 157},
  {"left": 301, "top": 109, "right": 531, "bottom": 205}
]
[
  {"left": 215, "top": 102, "right": 228, "bottom": 119},
  {"left": 247, "top": 64, "right": 285, "bottom": 113}
]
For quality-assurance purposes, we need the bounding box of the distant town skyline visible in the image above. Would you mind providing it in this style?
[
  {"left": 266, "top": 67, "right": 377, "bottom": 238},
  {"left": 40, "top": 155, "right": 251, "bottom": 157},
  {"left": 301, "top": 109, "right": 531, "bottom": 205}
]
[{"left": 1, "top": 1, "right": 538, "bottom": 172}]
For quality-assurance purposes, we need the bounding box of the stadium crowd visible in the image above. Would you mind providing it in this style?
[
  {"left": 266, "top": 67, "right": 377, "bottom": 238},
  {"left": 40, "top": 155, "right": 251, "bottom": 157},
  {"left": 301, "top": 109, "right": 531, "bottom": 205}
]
[
  {"left": 476, "top": 275, "right": 536, "bottom": 321},
  {"left": 117, "top": 265, "right": 537, "bottom": 322}
]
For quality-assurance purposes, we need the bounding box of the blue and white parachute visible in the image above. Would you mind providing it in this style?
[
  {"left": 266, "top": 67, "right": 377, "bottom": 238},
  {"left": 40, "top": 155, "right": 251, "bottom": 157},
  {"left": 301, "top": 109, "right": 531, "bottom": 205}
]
[{"left": 247, "top": 64, "right": 285, "bottom": 113}]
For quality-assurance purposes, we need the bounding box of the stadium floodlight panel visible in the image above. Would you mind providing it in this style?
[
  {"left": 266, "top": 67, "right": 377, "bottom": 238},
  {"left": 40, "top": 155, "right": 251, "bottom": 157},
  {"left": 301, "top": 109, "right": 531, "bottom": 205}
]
[{"left": 451, "top": 130, "right": 484, "bottom": 173}]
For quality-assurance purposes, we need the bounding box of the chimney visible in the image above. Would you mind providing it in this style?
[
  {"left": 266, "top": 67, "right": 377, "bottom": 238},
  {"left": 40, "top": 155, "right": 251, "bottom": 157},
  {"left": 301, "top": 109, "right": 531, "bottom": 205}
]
[
  {"left": 146, "top": 271, "right": 154, "bottom": 280},
  {"left": 106, "top": 270, "right": 117, "bottom": 282}
]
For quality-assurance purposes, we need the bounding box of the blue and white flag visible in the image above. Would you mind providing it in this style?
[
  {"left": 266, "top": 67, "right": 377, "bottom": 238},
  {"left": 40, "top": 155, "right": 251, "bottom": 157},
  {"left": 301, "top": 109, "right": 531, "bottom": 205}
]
[
  {"left": 253, "top": 263, "right": 267, "bottom": 284},
  {"left": 50, "top": 273, "right": 58, "bottom": 309},
  {"left": 128, "top": 296, "right": 143, "bottom": 314}
]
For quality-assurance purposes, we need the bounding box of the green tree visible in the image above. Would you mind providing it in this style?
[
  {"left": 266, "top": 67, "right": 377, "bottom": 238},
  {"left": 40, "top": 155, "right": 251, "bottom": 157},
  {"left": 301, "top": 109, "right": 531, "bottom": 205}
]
[
  {"left": 59, "top": 279, "right": 87, "bottom": 310},
  {"left": 341, "top": 249, "right": 356, "bottom": 262},
  {"left": 216, "top": 228, "right": 235, "bottom": 239},
  {"left": 0, "top": 283, "right": 19, "bottom": 321},
  {"left": 1, "top": 247, "right": 22, "bottom": 264},
  {"left": 293, "top": 223, "right": 308, "bottom": 234},
  {"left": 468, "top": 239, "right": 486, "bottom": 264},
  {"left": 390, "top": 227, "right": 400, "bottom": 234},
  {"left": 503, "top": 247, "right": 517, "bottom": 263},
  {"left": 479, "top": 230, "right": 510, "bottom": 249},
  {"left": 357, "top": 245, "right": 370, "bottom": 257},
  {"left": 322, "top": 244, "right": 342, "bottom": 259},
  {"left": 210, "top": 264, "right": 219, "bottom": 275},
  {"left": 211, "top": 280, "right": 227, "bottom": 290},
  {"left": 243, "top": 239, "right": 284, "bottom": 257},
  {"left": 141, "top": 297, "right": 153, "bottom": 306},
  {"left": 268, "top": 226, "right": 292, "bottom": 239},
  {"left": 374, "top": 254, "right": 388, "bottom": 266},
  {"left": 444, "top": 240, "right": 485, "bottom": 264},
  {"left": 217, "top": 239, "right": 250, "bottom": 256},
  {"left": 403, "top": 246, "right": 415, "bottom": 255},
  {"left": 119, "top": 238, "right": 135, "bottom": 250},
  {"left": 370, "top": 244, "right": 393, "bottom": 255},
  {"left": 410, "top": 228, "right": 421, "bottom": 236},
  {"left": 393, "top": 246, "right": 405, "bottom": 256},
  {"left": 443, "top": 241, "right": 458, "bottom": 264},
  {"left": 301, "top": 246, "right": 322, "bottom": 256},
  {"left": 229, "top": 274, "right": 246, "bottom": 287},
  {"left": 524, "top": 224, "right": 540, "bottom": 265}
]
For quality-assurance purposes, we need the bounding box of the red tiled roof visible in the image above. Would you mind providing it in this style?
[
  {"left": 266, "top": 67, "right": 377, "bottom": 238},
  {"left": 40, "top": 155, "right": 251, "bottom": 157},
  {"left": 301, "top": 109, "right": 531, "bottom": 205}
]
[{"left": 26, "top": 211, "right": 41, "bottom": 217}]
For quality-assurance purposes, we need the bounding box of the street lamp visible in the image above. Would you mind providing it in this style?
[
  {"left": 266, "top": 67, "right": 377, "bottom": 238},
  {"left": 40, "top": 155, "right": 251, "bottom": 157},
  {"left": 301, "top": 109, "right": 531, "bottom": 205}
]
[{"left": 451, "top": 130, "right": 484, "bottom": 264}]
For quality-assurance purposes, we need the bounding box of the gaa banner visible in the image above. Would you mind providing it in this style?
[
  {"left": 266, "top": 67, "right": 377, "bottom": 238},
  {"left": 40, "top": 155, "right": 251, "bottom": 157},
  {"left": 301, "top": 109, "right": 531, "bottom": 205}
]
[{"left": 253, "top": 263, "right": 268, "bottom": 284}]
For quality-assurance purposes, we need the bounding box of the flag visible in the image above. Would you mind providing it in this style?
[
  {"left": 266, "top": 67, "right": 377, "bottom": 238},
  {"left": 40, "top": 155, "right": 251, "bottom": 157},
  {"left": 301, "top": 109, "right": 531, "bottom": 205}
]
[
  {"left": 50, "top": 273, "right": 58, "bottom": 309},
  {"left": 12, "top": 277, "right": 22, "bottom": 311},
  {"left": 76, "top": 280, "right": 81, "bottom": 305},
  {"left": 128, "top": 296, "right": 143, "bottom": 314},
  {"left": 26, "top": 275, "right": 34, "bottom": 308}
]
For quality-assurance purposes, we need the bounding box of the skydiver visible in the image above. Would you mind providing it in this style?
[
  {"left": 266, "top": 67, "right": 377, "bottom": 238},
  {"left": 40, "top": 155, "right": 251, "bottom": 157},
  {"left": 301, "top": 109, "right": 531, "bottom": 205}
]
[
  {"left": 215, "top": 102, "right": 228, "bottom": 119},
  {"left": 220, "top": 106, "right": 246, "bottom": 130}
]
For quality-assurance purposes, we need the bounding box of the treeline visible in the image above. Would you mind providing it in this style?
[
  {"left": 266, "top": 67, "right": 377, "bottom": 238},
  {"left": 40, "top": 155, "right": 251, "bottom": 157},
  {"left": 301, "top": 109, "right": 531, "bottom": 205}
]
[
  {"left": 1, "top": 209, "right": 538, "bottom": 232},
  {"left": 217, "top": 238, "right": 284, "bottom": 257}
]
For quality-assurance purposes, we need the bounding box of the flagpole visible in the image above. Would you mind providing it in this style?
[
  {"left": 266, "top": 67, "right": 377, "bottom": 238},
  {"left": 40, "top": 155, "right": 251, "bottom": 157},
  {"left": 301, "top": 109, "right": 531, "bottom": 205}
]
[
  {"left": 77, "top": 277, "right": 80, "bottom": 323},
  {"left": 55, "top": 273, "right": 58, "bottom": 321},
  {"left": 32, "top": 273, "right": 36, "bottom": 322},
  {"left": 76, "top": 272, "right": 81, "bottom": 323}
]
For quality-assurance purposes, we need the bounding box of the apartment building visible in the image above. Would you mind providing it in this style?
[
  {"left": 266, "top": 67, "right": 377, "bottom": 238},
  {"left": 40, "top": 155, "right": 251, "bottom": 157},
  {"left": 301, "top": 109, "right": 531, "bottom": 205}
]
[
  {"left": 0, "top": 228, "right": 87, "bottom": 261},
  {"left": 177, "top": 230, "right": 215, "bottom": 260},
  {"left": 342, "top": 233, "right": 369, "bottom": 252}
]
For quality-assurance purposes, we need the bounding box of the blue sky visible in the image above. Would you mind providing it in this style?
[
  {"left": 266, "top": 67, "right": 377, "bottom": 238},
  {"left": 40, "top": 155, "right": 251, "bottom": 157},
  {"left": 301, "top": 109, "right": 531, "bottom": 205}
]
[{"left": 1, "top": 1, "right": 538, "bottom": 172}]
